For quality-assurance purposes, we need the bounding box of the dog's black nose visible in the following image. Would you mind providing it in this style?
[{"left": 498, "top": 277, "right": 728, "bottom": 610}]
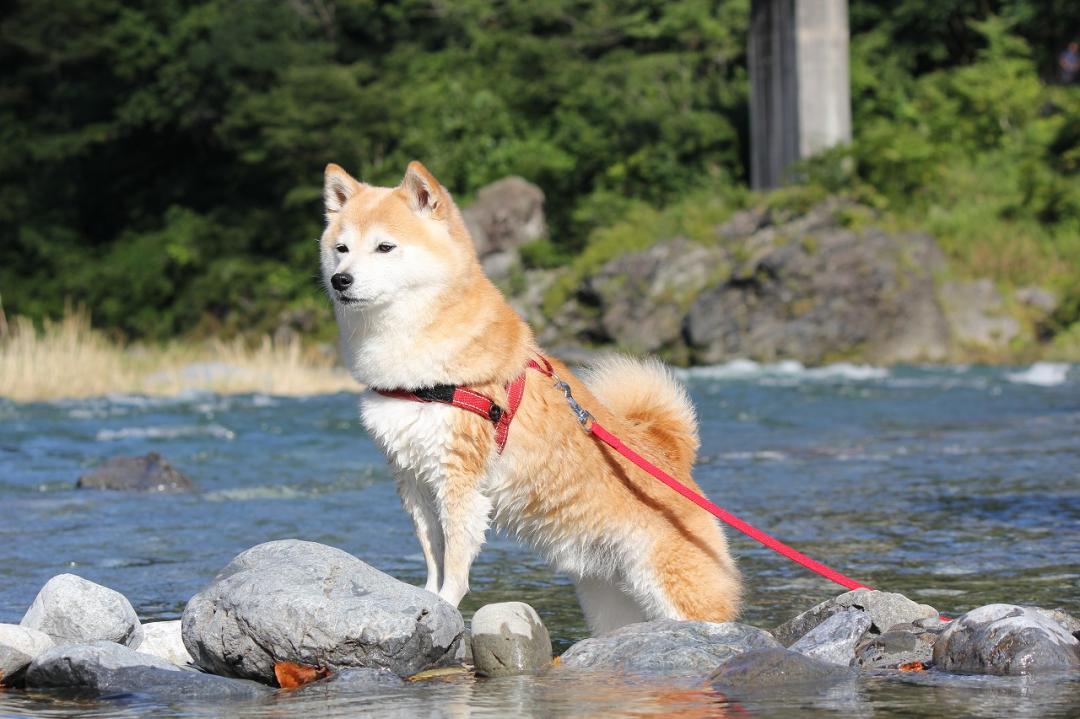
[{"left": 330, "top": 273, "right": 353, "bottom": 291}]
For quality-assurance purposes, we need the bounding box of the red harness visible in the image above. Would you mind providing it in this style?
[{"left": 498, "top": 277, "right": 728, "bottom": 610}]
[{"left": 374, "top": 355, "right": 553, "bottom": 453}]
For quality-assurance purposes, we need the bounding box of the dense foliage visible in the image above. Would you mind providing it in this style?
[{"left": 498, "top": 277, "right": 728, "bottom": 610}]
[{"left": 1, "top": 0, "right": 1078, "bottom": 343}]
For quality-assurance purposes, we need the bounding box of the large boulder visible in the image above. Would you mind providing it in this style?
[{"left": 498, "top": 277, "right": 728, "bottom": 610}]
[
  {"left": 77, "top": 452, "right": 196, "bottom": 492},
  {"left": 463, "top": 177, "right": 546, "bottom": 258},
  {"left": 940, "top": 279, "right": 1020, "bottom": 352},
  {"left": 0, "top": 624, "right": 54, "bottom": 686},
  {"left": 181, "top": 540, "right": 465, "bottom": 683},
  {"left": 932, "top": 604, "right": 1080, "bottom": 675},
  {"left": 559, "top": 620, "right": 779, "bottom": 675},
  {"left": 26, "top": 641, "right": 267, "bottom": 699},
  {"left": 686, "top": 213, "right": 950, "bottom": 364},
  {"left": 582, "top": 237, "right": 726, "bottom": 354},
  {"left": 774, "top": 589, "right": 937, "bottom": 647},
  {"left": 470, "top": 602, "right": 552, "bottom": 677},
  {"left": 21, "top": 574, "right": 143, "bottom": 648}
]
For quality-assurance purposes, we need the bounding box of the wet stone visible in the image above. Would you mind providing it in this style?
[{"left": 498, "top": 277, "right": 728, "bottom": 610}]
[
  {"left": 26, "top": 641, "right": 268, "bottom": 699},
  {"left": 774, "top": 589, "right": 937, "bottom": 647},
  {"left": 181, "top": 540, "right": 465, "bottom": 683},
  {"left": 854, "top": 628, "right": 936, "bottom": 670},
  {"left": 294, "top": 667, "right": 405, "bottom": 695},
  {"left": 21, "top": 574, "right": 143, "bottom": 648},
  {"left": 559, "top": 620, "right": 780, "bottom": 675},
  {"left": 789, "top": 608, "right": 871, "bottom": 666},
  {"left": 470, "top": 602, "right": 552, "bottom": 677},
  {"left": 708, "top": 647, "right": 855, "bottom": 692},
  {"left": 933, "top": 604, "right": 1080, "bottom": 675},
  {"left": 138, "top": 621, "right": 193, "bottom": 667},
  {"left": 0, "top": 624, "right": 54, "bottom": 686},
  {"left": 77, "top": 452, "right": 196, "bottom": 492}
]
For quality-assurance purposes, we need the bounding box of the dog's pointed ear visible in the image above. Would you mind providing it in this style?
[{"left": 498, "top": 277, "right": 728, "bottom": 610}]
[
  {"left": 324, "top": 163, "right": 363, "bottom": 219},
  {"left": 401, "top": 161, "right": 450, "bottom": 219}
]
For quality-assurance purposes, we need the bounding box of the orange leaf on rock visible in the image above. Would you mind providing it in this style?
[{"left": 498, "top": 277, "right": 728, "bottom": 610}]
[
  {"left": 274, "top": 661, "right": 330, "bottom": 688},
  {"left": 897, "top": 661, "right": 928, "bottom": 672}
]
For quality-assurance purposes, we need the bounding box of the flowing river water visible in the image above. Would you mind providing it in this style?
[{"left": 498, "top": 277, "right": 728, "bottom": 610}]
[{"left": 1, "top": 361, "right": 1077, "bottom": 717}]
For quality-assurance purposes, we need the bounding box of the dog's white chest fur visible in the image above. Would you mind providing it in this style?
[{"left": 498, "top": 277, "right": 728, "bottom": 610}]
[{"left": 359, "top": 390, "right": 455, "bottom": 478}]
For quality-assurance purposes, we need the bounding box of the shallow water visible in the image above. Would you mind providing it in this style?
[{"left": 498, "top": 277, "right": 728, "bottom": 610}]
[{"left": 1, "top": 361, "right": 1078, "bottom": 717}]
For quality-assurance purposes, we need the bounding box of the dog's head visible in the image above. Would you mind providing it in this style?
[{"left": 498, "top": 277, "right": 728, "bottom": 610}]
[{"left": 319, "top": 161, "right": 475, "bottom": 311}]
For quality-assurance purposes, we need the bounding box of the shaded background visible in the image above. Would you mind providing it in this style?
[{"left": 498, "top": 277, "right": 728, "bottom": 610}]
[{"left": 1, "top": 0, "right": 1079, "bottom": 350}]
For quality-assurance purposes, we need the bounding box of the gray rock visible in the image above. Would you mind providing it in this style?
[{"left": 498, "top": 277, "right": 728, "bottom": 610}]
[
  {"left": 295, "top": 667, "right": 405, "bottom": 695},
  {"left": 708, "top": 647, "right": 855, "bottom": 691},
  {"left": 774, "top": 589, "right": 937, "bottom": 647},
  {"left": 21, "top": 574, "right": 143, "bottom": 648},
  {"left": 853, "top": 627, "right": 936, "bottom": 670},
  {"left": 686, "top": 203, "right": 951, "bottom": 365},
  {"left": 1015, "top": 286, "right": 1059, "bottom": 314},
  {"left": 77, "top": 452, "right": 196, "bottom": 492},
  {"left": 789, "top": 608, "right": 871, "bottom": 665},
  {"left": 933, "top": 604, "right": 1080, "bottom": 675},
  {"left": 470, "top": 602, "right": 552, "bottom": 677},
  {"left": 1028, "top": 607, "right": 1080, "bottom": 638},
  {"left": 559, "top": 620, "right": 780, "bottom": 675},
  {"left": 463, "top": 177, "right": 546, "bottom": 258},
  {"left": 26, "top": 641, "right": 267, "bottom": 699},
  {"left": 940, "top": 279, "right": 1021, "bottom": 351},
  {"left": 584, "top": 237, "right": 727, "bottom": 354},
  {"left": 181, "top": 540, "right": 464, "bottom": 682},
  {"left": 138, "top": 620, "right": 193, "bottom": 666},
  {"left": 0, "top": 624, "right": 54, "bottom": 685}
]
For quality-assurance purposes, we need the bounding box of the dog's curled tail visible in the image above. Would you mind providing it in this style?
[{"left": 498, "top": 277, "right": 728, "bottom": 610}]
[{"left": 581, "top": 355, "right": 699, "bottom": 473}]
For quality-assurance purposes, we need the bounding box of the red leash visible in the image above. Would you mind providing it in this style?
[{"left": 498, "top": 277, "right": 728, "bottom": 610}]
[
  {"left": 531, "top": 357, "right": 874, "bottom": 593},
  {"left": 587, "top": 421, "right": 872, "bottom": 592}
]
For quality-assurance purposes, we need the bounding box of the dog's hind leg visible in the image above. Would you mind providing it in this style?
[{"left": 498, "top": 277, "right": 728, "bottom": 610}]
[
  {"left": 395, "top": 471, "right": 444, "bottom": 594},
  {"left": 575, "top": 575, "right": 648, "bottom": 635}
]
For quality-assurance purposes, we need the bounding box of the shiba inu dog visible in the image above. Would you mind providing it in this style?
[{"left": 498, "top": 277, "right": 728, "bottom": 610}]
[{"left": 321, "top": 161, "right": 741, "bottom": 634}]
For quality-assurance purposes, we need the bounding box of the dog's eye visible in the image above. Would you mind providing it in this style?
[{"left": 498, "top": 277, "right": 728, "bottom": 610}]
[
  {"left": 375, "top": 242, "right": 396, "bottom": 253},
  {"left": 335, "top": 244, "right": 348, "bottom": 253}
]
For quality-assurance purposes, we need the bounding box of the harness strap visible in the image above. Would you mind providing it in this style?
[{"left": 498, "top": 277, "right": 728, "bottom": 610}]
[{"left": 374, "top": 355, "right": 552, "bottom": 454}]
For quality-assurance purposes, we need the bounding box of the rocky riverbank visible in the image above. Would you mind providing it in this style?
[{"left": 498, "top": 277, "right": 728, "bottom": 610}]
[
  {"left": 2, "top": 540, "right": 1077, "bottom": 709},
  {"left": 464, "top": 178, "right": 1072, "bottom": 365}
]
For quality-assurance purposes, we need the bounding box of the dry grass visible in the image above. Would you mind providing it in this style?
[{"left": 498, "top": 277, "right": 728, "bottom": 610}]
[{"left": 0, "top": 307, "right": 358, "bottom": 402}]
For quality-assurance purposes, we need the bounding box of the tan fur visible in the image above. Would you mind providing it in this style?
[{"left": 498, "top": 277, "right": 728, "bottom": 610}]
[{"left": 323, "top": 162, "right": 741, "bottom": 627}]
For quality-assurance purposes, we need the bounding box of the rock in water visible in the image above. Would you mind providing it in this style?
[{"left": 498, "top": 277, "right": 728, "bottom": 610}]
[
  {"left": 470, "top": 602, "right": 552, "bottom": 677},
  {"left": 788, "top": 608, "right": 871, "bottom": 665},
  {"left": 181, "top": 540, "right": 464, "bottom": 682},
  {"left": 774, "top": 589, "right": 937, "bottom": 647},
  {"left": 138, "top": 621, "right": 193, "bottom": 666},
  {"left": 933, "top": 604, "right": 1080, "bottom": 675},
  {"left": 559, "top": 620, "right": 780, "bottom": 675},
  {"left": 77, "top": 452, "right": 196, "bottom": 492},
  {"left": 21, "top": 574, "right": 143, "bottom": 648},
  {"left": 0, "top": 624, "right": 54, "bottom": 686},
  {"left": 853, "top": 627, "right": 937, "bottom": 670},
  {"left": 26, "top": 641, "right": 267, "bottom": 699},
  {"left": 708, "top": 647, "right": 854, "bottom": 692}
]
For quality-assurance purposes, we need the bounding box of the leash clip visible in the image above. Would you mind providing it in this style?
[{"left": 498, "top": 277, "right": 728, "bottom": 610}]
[{"left": 553, "top": 379, "right": 593, "bottom": 432}]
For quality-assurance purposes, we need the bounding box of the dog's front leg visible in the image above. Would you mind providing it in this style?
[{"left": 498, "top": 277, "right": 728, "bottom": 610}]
[
  {"left": 395, "top": 471, "right": 445, "bottom": 594},
  {"left": 435, "top": 469, "right": 492, "bottom": 607}
]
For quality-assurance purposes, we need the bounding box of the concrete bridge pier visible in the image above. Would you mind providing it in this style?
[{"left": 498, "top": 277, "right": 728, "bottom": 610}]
[{"left": 749, "top": 0, "right": 852, "bottom": 189}]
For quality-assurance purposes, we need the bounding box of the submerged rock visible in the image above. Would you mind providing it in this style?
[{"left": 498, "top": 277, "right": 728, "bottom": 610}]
[
  {"left": 708, "top": 647, "right": 855, "bottom": 691},
  {"left": 470, "top": 602, "right": 552, "bottom": 677},
  {"left": 774, "top": 589, "right": 937, "bottom": 647},
  {"left": 21, "top": 574, "right": 143, "bottom": 648},
  {"left": 0, "top": 624, "right": 54, "bottom": 686},
  {"left": 559, "top": 620, "right": 779, "bottom": 675},
  {"left": 933, "top": 604, "right": 1080, "bottom": 675},
  {"left": 294, "top": 667, "right": 405, "bottom": 695},
  {"left": 182, "top": 540, "right": 464, "bottom": 683},
  {"left": 788, "top": 608, "right": 871, "bottom": 665},
  {"left": 26, "top": 641, "right": 267, "bottom": 699},
  {"left": 138, "top": 620, "right": 193, "bottom": 667},
  {"left": 77, "top": 452, "right": 196, "bottom": 492}
]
